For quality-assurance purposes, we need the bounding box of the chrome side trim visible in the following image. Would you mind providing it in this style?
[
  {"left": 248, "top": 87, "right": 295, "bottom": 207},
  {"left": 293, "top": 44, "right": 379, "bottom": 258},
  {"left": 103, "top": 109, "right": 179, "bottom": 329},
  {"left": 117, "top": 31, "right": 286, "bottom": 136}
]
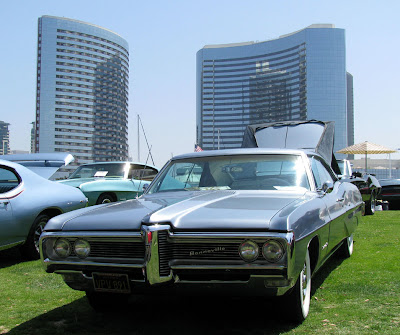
[
  {"left": 40, "top": 231, "right": 143, "bottom": 239},
  {"left": 0, "top": 240, "right": 24, "bottom": 251},
  {"left": 168, "top": 231, "right": 293, "bottom": 239},
  {"left": 44, "top": 258, "right": 145, "bottom": 269},
  {"left": 171, "top": 264, "right": 286, "bottom": 270}
]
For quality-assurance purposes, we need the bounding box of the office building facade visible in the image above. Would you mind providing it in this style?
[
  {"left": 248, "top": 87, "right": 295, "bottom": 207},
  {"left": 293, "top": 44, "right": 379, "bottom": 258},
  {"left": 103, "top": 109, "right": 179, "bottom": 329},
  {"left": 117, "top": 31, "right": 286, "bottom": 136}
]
[
  {"left": 0, "top": 121, "right": 10, "bottom": 155},
  {"left": 346, "top": 72, "right": 355, "bottom": 159},
  {"left": 35, "top": 16, "right": 129, "bottom": 167},
  {"left": 196, "top": 24, "right": 352, "bottom": 154}
]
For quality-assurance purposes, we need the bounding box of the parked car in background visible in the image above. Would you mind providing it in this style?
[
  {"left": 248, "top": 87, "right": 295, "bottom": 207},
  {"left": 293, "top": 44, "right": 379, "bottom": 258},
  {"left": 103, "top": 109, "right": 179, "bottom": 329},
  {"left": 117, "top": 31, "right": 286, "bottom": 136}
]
[
  {"left": 58, "top": 162, "right": 159, "bottom": 206},
  {"left": 337, "top": 159, "right": 381, "bottom": 215},
  {"left": 0, "top": 159, "right": 87, "bottom": 259},
  {"left": 378, "top": 178, "right": 400, "bottom": 209},
  {"left": 0, "top": 152, "right": 74, "bottom": 179},
  {"left": 40, "top": 121, "right": 363, "bottom": 322}
]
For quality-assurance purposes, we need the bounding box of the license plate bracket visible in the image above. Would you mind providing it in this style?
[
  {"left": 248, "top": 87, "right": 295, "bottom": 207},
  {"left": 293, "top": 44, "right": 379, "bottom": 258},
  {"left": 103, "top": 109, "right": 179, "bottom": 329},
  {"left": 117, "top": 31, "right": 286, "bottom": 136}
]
[{"left": 92, "top": 273, "right": 131, "bottom": 294}]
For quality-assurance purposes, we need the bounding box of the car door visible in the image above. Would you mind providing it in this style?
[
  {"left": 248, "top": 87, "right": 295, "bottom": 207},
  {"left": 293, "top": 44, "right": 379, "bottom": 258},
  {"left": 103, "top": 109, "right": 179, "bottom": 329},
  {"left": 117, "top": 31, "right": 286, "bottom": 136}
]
[
  {"left": 310, "top": 156, "right": 347, "bottom": 254},
  {"left": 0, "top": 166, "right": 20, "bottom": 248}
]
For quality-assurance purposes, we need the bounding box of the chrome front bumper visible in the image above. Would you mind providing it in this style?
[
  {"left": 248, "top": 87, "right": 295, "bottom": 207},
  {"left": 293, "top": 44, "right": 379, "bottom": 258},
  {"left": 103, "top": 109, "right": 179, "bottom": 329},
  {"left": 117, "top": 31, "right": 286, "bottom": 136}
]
[{"left": 40, "top": 225, "right": 295, "bottom": 295}]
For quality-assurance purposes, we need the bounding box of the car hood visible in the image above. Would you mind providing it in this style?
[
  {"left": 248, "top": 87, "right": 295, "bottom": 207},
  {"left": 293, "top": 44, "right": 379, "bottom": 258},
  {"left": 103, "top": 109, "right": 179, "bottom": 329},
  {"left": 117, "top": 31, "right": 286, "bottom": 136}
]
[
  {"left": 45, "top": 189, "right": 307, "bottom": 232},
  {"left": 58, "top": 177, "right": 122, "bottom": 188}
]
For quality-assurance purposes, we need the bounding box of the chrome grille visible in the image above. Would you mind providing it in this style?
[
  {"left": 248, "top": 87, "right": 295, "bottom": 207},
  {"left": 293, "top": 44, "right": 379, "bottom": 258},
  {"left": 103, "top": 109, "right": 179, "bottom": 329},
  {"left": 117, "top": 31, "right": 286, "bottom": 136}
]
[
  {"left": 88, "top": 241, "right": 145, "bottom": 259},
  {"left": 172, "top": 243, "right": 240, "bottom": 259},
  {"left": 66, "top": 238, "right": 145, "bottom": 260},
  {"left": 170, "top": 242, "right": 265, "bottom": 261},
  {"left": 157, "top": 231, "right": 266, "bottom": 275}
]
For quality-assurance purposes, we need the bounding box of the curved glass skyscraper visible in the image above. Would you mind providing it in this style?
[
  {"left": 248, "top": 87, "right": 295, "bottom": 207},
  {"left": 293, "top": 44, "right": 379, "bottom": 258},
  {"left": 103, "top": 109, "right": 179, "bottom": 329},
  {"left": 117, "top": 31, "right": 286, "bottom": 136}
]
[
  {"left": 35, "top": 16, "right": 129, "bottom": 166},
  {"left": 196, "top": 24, "right": 351, "bottom": 154}
]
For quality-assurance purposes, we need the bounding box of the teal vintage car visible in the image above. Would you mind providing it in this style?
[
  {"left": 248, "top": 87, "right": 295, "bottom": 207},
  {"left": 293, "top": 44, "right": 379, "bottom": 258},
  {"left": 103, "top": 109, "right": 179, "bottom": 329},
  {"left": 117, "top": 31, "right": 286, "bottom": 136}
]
[{"left": 59, "top": 162, "right": 159, "bottom": 206}]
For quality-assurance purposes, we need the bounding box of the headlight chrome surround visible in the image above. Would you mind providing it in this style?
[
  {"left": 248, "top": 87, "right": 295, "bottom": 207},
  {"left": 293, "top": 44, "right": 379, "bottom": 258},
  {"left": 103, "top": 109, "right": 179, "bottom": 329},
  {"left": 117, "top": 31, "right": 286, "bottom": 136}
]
[
  {"left": 74, "top": 239, "right": 91, "bottom": 258},
  {"left": 262, "top": 240, "right": 284, "bottom": 263},
  {"left": 239, "top": 240, "right": 259, "bottom": 262},
  {"left": 54, "top": 238, "right": 72, "bottom": 258}
]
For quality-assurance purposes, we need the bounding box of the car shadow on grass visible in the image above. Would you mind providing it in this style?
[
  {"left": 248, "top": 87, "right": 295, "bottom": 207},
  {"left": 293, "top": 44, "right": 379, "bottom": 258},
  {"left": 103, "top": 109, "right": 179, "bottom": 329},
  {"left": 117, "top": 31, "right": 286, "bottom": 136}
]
[
  {"left": 7, "top": 252, "right": 347, "bottom": 335},
  {"left": 7, "top": 293, "right": 304, "bottom": 335},
  {"left": 0, "top": 247, "right": 25, "bottom": 269}
]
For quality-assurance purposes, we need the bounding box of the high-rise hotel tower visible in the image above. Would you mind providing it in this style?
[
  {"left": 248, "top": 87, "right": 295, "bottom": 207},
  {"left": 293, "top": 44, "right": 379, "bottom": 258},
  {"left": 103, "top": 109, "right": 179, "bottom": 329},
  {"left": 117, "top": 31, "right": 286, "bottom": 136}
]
[
  {"left": 196, "top": 24, "right": 353, "bottom": 154},
  {"left": 35, "top": 16, "right": 129, "bottom": 166}
]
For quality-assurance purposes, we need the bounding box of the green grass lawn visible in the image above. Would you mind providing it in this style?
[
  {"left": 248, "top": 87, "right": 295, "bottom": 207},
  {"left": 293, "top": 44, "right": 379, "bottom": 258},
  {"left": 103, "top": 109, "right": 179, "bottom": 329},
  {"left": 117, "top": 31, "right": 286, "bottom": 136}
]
[{"left": 0, "top": 211, "right": 399, "bottom": 334}]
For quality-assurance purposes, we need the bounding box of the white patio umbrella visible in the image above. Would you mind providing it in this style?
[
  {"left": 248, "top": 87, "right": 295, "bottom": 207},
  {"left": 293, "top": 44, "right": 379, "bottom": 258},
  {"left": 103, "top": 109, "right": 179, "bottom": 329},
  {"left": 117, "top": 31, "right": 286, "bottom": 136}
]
[{"left": 337, "top": 141, "right": 396, "bottom": 172}]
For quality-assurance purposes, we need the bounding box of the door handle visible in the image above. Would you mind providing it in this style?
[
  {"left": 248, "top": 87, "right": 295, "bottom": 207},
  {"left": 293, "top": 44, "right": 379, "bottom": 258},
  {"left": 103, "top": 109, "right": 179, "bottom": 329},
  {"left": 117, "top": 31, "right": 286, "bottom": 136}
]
[{"left": 337, "top": 198, "right": 345, "bottom": 203}]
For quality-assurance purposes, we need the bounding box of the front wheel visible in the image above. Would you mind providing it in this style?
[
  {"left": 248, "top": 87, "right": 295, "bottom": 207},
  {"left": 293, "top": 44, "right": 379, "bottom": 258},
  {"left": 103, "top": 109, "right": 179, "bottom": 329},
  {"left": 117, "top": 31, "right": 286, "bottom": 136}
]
[
  {"left": 86, "top": 291, "right": 130, "bottom": 312},
  {"left": 20, "top": 214, "right": 50, "bottom": 260},
  {"left": 96, "top": 193, "right": 116, "bottom": 205},
  {"left": 286, "top": 249, "right": 311, "bottom": 323}
]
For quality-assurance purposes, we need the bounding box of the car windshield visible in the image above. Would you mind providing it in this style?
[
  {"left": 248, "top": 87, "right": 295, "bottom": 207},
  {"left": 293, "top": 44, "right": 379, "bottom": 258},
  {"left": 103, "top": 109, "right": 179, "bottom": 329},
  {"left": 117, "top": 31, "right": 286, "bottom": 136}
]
[
  {"left": 68, "top": 163, "right": 127, "bottom": 179},
  {"left": 147, "top": 154, "right": 310, "bottom": 194}
]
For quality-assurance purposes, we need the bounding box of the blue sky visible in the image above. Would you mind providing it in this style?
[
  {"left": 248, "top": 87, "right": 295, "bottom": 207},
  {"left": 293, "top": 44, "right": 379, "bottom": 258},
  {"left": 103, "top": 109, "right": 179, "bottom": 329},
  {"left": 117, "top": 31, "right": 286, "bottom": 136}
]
[{"left": 1, "top": 0, "right": 399, "bottom": 167}]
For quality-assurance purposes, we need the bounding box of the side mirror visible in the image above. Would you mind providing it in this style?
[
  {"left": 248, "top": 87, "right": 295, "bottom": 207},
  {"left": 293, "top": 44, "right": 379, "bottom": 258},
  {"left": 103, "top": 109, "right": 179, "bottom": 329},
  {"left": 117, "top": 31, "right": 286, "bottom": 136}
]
[{"left": 321, "top": 180, "right": 334, "bottom": 193}]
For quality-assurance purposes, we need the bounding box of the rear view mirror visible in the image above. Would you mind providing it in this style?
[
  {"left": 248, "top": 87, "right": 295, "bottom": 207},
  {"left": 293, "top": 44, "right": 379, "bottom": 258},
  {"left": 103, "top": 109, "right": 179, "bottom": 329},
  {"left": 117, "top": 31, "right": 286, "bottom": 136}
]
[{"left": 321, "top": 180, "right": 334, "bottom": 193}]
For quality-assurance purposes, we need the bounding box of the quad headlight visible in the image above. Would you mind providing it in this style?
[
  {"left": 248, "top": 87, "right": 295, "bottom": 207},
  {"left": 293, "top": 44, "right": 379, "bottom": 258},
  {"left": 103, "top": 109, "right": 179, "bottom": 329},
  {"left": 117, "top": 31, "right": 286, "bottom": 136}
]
[
  {"left": 54, "top": 238, "right": 72, "bottom": 258},
  {"left": 262, "top": 240, "right": 284, "bottom": 263},
  {"left": 53, "top": 238, "right": 91, "bottom": 259},
  {"left": 239, "top": 240, "right": 259, "bottom": 262},
  {"left": 239, "top": 239, "right": 285, "bottom": 263},
  {"left": 74, "top": 239, "right": 91, "bottom": 258}
]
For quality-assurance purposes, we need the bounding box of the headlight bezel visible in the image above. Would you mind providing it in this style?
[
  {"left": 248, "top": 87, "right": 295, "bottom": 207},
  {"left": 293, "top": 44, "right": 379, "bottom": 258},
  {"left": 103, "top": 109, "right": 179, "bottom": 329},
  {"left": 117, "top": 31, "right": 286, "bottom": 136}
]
[
  {"left": 54, "top": 238, "right": 72, "bottom": 258},
  {"left": 238, "top": 240, "right": 259, "bottom": 262},
  {"left": 74, "top": 239, "right": 91, "bottom": 258},
  {"left": 262, "top": 239, "right": 285, "bottom": 263}
]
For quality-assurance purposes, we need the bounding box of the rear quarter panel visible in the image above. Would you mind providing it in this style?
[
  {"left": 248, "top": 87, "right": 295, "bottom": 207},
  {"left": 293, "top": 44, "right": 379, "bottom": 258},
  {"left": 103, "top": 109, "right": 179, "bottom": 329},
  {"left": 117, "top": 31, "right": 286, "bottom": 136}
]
[{"left": 80, "top": 179, "right": 151, "bottom": 205}]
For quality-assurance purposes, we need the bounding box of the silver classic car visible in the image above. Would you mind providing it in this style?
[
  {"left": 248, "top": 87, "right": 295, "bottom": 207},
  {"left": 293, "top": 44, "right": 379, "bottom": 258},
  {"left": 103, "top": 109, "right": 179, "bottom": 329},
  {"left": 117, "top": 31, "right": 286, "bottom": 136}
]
[
  {"left": 0, "top": 158, "right": 88, "bottom": 259},
  {"left": 39, "top": 121, "right": 364, "bottom": 322}
]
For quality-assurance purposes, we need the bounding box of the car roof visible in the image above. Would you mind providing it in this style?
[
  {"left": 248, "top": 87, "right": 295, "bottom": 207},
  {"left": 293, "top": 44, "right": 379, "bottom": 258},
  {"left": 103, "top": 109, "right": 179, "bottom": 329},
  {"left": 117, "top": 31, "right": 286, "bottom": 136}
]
[
  {"left": 0, "top": 158, "right": 24, "bottom": 170},
  {"left": 0, "top": 158, "right": 46, "bottom": 181},
  {"left": 78, "top": 161, "right": 158, "bottom": 170},
  {"left": 171, "top": 148, "right": 316, "bottom": 161},
  {"left": 0, "top": 153, "right": 75, "bottom": 179}
]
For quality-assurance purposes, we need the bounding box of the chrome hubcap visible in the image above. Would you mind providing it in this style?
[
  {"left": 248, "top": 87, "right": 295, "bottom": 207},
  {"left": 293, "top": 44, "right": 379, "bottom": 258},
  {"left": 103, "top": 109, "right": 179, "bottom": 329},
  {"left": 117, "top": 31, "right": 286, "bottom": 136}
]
[
  {"left": 34, "top": 221, "right": 46, "bottom": 251},
  {"left": 301, "top": 263, "right": 308, "bottom": 302}
]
